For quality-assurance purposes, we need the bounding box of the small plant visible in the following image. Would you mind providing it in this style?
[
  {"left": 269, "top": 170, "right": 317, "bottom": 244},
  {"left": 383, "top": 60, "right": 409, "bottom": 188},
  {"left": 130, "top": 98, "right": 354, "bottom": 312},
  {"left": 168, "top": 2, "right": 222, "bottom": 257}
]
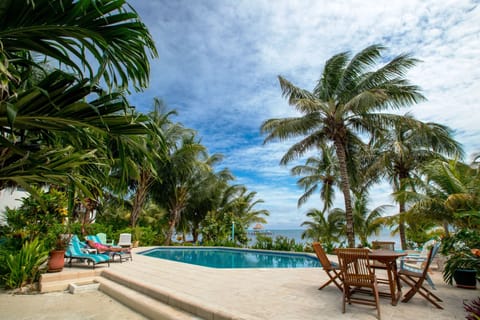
[
  {"left": 464, "top": 297, "right": 480, "bottom": 320},
  {"left": 441, "top": 229, "right": 480, "bottom": 285},
  {"left": 2, "top": 238, "right": 49, "bottom": 289}
]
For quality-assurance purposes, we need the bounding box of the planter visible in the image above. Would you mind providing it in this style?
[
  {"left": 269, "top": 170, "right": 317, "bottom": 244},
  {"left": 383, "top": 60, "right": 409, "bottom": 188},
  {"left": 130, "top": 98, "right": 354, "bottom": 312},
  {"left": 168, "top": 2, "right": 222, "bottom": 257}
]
[
  {"left": 453, "top": 269, "right": 477, "bottom": 289},
  {"left": 47, "top": 250, "right": 66, "bottom": 273},
  {"left": 132, "top": 240, "right": 139, "bottom": 248}
]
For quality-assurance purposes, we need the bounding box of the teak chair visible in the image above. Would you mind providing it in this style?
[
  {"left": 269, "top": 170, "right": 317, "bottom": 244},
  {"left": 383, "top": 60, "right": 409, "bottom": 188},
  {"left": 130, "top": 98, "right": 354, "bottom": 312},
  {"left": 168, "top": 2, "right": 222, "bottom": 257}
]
[
  {"left": 370, "top": 241, "right": 396, "bottom": 276},
  {"left": 371, "top": 241, "right": 395, "bottom": 251},
  {"left": 337, "top": 248, "right": 381, "bottom": 320},
  {"left": 398, "top": 243, "right": 443, "bottom": 309},
  {"left": 312, "top": 242, "right": 342, "bottom": 292}
]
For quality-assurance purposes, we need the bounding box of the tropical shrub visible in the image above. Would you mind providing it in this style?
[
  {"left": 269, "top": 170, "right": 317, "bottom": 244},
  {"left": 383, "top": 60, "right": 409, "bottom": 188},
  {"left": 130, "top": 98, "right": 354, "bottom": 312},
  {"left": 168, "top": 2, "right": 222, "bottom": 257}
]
[
  {"left": 251, "top": 235, "right": 304, "bottom": 252},
  {"left": 251, "top": 234, "right": 273, "bottom": 250},
  {"left": 1, "top": 238, "right": 49, "bottom": 289},
  {"left": 441, "top": 229, "right": 480, "bottom": 285}
]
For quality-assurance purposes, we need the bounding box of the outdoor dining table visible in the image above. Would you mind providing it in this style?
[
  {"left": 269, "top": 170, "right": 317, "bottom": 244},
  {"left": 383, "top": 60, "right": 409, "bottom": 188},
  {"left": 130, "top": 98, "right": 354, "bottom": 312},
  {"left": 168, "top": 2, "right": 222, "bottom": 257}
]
[{"left": 368, "top": 249, "right": 408, "bottom": 306}]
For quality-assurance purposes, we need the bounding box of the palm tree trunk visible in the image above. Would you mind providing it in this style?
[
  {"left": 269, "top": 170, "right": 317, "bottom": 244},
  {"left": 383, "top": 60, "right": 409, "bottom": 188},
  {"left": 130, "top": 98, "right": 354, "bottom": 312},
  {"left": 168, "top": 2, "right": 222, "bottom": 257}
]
[
  {"left": 164, "top": 210, "right": 178, "bottom": 245},
  {"left": 398, "top": 173, "right": 408, "bottom": 250},
  {"left": 130, "top": 171, "right": 152, "bottom": 228},
  {"left": 334, "top": 139, "right": 355, "bottom": 247},
  {"left": 398, "top": 201, "right": 407, "bottom": 250}
]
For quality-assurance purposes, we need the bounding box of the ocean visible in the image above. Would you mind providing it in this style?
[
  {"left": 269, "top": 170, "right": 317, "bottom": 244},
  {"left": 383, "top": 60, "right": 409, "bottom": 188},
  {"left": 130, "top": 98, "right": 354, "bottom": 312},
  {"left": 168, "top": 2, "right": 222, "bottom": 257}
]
[{"left": 247, "top": 228, "right": 401, "bottom": 248}]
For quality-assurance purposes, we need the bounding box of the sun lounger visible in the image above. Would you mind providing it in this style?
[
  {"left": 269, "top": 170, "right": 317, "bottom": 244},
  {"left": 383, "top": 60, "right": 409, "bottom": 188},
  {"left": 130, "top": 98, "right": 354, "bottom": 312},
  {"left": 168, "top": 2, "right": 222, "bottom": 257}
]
[{"left": 66, "top": 235, "right": 110, "bottom": 269}]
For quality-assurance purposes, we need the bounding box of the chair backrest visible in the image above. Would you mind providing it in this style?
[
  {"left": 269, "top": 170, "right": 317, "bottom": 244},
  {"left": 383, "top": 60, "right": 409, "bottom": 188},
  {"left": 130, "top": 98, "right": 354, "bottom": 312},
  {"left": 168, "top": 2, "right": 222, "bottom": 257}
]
[
  {"left": 313, "top": 242, "right": 334, "bottom": 270},
  {"left": 67, "top": 235, "right": 84, "bottom": 255},
  {"left": 118, "top": 233, "right": 132, "bottom": 246},
  {"left": 85, "top": 234, "right": 102, "bottom": 244},
  {"left": 337, "top": 248, "right": 374, "bottom": 286},
  {"left": 372, "top": 241, "right": 395, "bottom": 251},
  {"left": 96, "top": 233, "right": 108, "bottom": 244},
  {"left": 419, "top": 242, "right": 440, "bottom": 277}
]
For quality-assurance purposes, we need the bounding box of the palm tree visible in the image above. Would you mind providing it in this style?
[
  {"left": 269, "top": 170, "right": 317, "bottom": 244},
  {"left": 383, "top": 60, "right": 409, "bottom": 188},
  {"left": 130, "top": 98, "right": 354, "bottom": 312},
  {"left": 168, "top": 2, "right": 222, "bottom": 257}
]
[
  {"left": 291, "top": 144, "right": 339, "bottom": 211},
  {"left": 372, "top": 114, "right": 462, "bottom": 249},
  {"left": 301, "top": 208, "right": 345, "bottom": 253},
  {"left": 410, "top": 159, "right": 480, "bottom": 233},
  {"left": 351, "top": 193, "right": 390, "bottom": 247},
  {"left": 261, "top": 44, "right": 425, "bottom": 246}
]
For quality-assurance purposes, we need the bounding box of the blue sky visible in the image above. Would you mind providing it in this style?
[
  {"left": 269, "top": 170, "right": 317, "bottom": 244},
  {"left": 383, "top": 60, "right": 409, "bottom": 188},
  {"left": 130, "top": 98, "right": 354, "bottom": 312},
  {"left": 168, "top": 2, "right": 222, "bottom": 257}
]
[{"left": 127, "top": 0, "right": 480, "bottom": 229}]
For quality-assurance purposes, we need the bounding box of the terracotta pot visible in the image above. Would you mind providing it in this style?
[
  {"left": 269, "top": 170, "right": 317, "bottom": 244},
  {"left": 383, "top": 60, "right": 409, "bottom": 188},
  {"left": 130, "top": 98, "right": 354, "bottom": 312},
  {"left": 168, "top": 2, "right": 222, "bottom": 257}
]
[
  {"left": 132, "top": 240, "right": 139, "bottom": 248},
  {"left": 47, "top": 250, "right": 66, "bottom": 273}
]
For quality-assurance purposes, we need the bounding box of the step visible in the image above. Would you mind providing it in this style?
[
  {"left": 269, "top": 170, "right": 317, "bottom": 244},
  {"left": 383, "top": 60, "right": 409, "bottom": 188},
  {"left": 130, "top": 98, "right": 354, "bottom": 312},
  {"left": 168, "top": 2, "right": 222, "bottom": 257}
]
[
  {"left": 96, "top": 277, "right": 202, "bottom": 320},
  {"left": 39, "top": 269, "right": 102, "bottom": 293},
  {"left": 100, "top": 270, "right": 253, "bottom": 320}
]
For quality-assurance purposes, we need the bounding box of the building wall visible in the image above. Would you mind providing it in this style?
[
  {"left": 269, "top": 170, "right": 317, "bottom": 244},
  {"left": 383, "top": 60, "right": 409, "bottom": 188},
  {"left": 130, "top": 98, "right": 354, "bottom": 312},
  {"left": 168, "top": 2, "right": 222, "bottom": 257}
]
[{"left": 0, "top": 188, "right": 28, "bottom": 225}]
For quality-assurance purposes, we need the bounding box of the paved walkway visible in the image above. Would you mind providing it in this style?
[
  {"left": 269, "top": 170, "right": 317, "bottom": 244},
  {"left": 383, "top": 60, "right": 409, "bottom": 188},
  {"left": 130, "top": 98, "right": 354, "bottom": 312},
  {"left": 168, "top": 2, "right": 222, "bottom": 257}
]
[{"left": 1, "top": 247, "right": 478, "bottom": 319}]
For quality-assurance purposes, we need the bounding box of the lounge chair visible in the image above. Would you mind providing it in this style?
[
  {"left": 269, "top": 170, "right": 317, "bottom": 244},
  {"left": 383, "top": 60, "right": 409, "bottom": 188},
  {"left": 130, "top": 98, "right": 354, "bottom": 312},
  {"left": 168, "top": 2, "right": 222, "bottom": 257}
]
[
  {"left": 398, "top": 242, "right": 443, "bottom": 309},
  {"left": 85, "top": 235, "right": 132, "bottom": 262},
  {"left": 312, "top": 242, "right": 342, "bottom": 292},
  {"left": 66, "top": 235, "right": 110, "bottom": 269},
  {"left": 117, "top": 233, "right": 132, "bottom": 247},
  {"left": 337, "top": 248, "right": 381, "bottom": 320},
  {"left": 399, "top": 240, "right": 438, "bottom": 289},
  {"left": 96, "top": 232, "right": 115, "bottom": 246}
]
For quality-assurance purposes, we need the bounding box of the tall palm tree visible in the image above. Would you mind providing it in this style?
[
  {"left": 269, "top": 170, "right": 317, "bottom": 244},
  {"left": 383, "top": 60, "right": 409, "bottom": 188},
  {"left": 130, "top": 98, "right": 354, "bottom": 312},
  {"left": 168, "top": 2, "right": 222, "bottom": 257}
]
[
  {"left": 291, "top": 143, "right": 339, "bottom": 211},
  {"left": 261, "top": 44, "right": 425, "bottom": 246},
  {"left": 373, "top": 115, "right": 463, "bottom": 249}
]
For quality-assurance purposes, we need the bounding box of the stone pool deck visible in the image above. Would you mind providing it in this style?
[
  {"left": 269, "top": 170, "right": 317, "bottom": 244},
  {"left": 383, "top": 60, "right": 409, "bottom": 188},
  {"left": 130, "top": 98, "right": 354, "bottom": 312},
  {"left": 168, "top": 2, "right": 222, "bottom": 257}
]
[{"left": 3, "top": 247, "right": 479, "bottom": 319}]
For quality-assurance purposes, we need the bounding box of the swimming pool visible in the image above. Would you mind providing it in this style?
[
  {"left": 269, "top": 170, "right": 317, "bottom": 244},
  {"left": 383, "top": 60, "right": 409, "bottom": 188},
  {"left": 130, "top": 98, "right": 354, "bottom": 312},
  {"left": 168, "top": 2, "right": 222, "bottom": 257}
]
[{"left": 141, "top": 247, "right": 321, "bottom": 269}]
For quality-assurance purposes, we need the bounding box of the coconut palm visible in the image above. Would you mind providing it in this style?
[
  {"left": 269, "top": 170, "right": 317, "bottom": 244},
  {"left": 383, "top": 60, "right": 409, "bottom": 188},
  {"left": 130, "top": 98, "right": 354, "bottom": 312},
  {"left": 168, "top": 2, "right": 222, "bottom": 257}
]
[
  {"left": 412, "top": 159, "right": 480, "bottom": 233},
  {"left": 351, "top": 193, "right": 390, "bottom": 247},
  {"left": 291, "top": 143, "right": 339, "bottom": 211},
  {"left": 372, "top": 114, "right": 462, "bottom": 249},
  {"left": 301, "top": 208, "right": 345, "bottom": 253},
  {"left": 261, "top": 44, "right": 425, "bottom": 246}
]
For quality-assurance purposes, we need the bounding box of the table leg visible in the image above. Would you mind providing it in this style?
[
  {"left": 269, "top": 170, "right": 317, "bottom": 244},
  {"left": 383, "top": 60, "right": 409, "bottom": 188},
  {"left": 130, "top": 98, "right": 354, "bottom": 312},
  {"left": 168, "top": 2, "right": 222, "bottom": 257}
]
[{"left": 386, "top": 261, "right": 403, "bottom": 306}]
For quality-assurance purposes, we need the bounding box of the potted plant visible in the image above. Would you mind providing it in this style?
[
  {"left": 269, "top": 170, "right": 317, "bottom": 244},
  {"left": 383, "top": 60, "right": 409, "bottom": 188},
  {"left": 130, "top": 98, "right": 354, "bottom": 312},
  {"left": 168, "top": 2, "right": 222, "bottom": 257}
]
[
  {"left": 441, "top": 229, "right": 480, "bottom": 288},
  {"left": 46, "top": 223, "right": 71, "bottom": 272}
]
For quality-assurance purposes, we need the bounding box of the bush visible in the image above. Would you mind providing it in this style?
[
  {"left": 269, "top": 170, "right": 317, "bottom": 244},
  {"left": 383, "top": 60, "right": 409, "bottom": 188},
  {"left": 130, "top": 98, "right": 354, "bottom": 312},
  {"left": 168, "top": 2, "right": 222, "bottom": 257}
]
[
  {"left": 252, "top": 235, "right": 304, "bottom": 252},
  {"left": 1, "top": 238, "right": 49, "bottom": 289}
]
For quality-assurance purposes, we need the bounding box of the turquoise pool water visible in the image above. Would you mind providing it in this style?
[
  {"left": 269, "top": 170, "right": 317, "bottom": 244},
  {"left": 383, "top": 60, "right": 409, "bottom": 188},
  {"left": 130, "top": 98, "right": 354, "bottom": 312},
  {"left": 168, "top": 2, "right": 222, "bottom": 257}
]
[{"left": 141, "top": 247, "right": 321, "bottom": 269}]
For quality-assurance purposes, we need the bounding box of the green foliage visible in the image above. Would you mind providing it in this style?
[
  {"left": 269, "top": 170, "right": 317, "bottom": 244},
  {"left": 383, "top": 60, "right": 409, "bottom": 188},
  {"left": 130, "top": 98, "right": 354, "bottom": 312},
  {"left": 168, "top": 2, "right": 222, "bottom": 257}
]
[
  {"left": 116, "top": 226, "right": 161, "bottom": 246},
  {"left": 3, "top": 188, "right": 69, "bottom": 251},
  {"left": 251, "top": 234, "right": 273, "bottom": 250},
  {"left": 252, "top": 235, "right": 304, "bottom": 252},
  {"left": 1, "top": 238, "right": 49, "bottom": 289},
  {"left": 441, "top": 229, "right": 480, "bottom": 285}
]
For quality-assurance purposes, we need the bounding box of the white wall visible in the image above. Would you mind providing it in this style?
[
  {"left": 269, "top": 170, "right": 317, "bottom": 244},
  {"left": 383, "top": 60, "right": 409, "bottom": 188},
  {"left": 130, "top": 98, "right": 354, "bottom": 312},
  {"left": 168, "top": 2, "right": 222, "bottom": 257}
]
[{"left": 0, "top": 188, "right": 28, "bottom": 225}]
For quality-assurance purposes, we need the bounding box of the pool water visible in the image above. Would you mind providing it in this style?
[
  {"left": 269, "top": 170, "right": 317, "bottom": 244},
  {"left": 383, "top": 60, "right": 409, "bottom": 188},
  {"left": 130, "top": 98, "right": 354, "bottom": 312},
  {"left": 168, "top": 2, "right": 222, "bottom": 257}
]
[{"left": 141, "top": 247, "right": 321, "bottom": 269}]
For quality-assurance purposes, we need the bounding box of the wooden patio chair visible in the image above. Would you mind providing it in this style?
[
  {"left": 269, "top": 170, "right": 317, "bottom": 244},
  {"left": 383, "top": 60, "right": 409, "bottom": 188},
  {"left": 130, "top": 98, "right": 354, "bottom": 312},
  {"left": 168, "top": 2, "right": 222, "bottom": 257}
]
[
  {"left": 398, "top": 243, "right": 443, "bottom": 309},
  {"left": 371, "top": 241, "right": 395, "bottom": 251},
  {"left": 312, "top": 242, "right": 343, "bottom": 292},
  {"left": 370, "top": 241, "right": 396, "bottom": 279},
  {"left": 337, "top": 248, "right": 381, "bottom": 320}
]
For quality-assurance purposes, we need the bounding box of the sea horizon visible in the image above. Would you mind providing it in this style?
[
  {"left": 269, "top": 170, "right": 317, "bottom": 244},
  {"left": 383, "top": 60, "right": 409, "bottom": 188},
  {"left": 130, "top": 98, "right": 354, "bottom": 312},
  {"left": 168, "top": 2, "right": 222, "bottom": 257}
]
[{"left": 246, "top": 227, "right": 401, "bottom": 248}]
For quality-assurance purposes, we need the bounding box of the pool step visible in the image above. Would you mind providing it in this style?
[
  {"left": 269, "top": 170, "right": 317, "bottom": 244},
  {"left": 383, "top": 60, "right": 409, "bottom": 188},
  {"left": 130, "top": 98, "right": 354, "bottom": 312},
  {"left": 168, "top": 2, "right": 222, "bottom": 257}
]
[
  {"left": 97, "top": 276, "right": 202, "bottom": 320},
  {"left": 100, "top": 269, "right": 252, "bottom": 320}
]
